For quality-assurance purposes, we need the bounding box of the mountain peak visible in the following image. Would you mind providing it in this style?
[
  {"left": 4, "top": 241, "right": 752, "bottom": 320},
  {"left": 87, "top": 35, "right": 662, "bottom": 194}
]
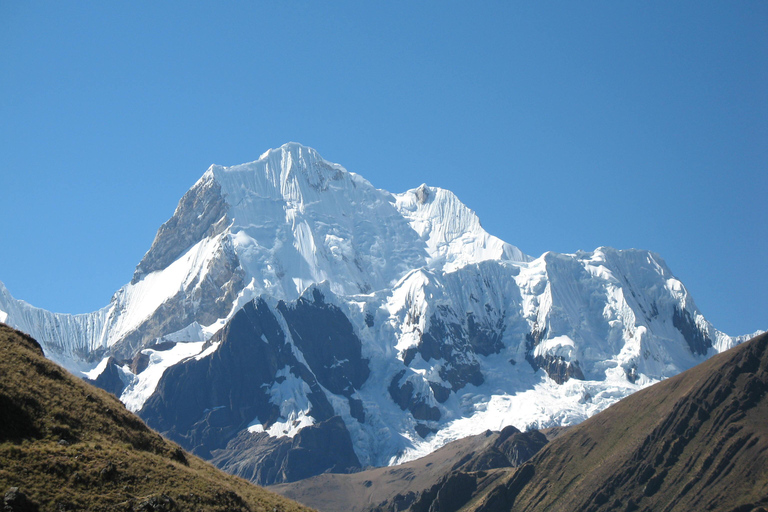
[
  {"left": 0, "top": 144, "right": 747, "bottom": 484},
  {"left": 203, "top": 143, "right": 367, "bottom": 217},
  {"left": 395, "top": 184, "right": 531, "bottom": 268},
  {"left": 258, "top": 141, "right": 314, "bottom": 158},
  {"left": 414, "top": 183, "right": 431, "bottom": 204}
]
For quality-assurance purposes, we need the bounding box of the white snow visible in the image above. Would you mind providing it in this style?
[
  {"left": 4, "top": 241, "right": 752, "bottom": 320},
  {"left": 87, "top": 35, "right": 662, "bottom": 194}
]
[
  {"left": 162, "top": 322, "right": 210, "bottom": 343},
  {"left": 109, "top": 237, "right": 222, "bottom": 343},
  {"left": 210, "top": 143, "right": 428, "bottom": 301},
  {"left": 534, "top": 335, "right": 576, "bottom": 357},
  {"left": 195, "top": 341, "right": 221, "bottom": 360},
  {"left": 0, "top": 142, "right": 753, "bottom": 470},
  {"left": 390, "top": 358, "right": 649, "bottom": 465},
  {"left": 247, "top": 366, "right": 316, "bottom": 438},
  {"left": 395, "top": 184, "right": 530, "bottom": 270},
  {"left": 81, "top": 356, "right": 111, "bottom": 380},
  {"left": 120, "top": 341, "right": 207, "bottom": 412}
]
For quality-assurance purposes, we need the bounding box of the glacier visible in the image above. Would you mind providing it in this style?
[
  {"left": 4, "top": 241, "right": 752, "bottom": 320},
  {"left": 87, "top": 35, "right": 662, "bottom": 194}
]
[{"left": 0, "top": 142, "right": 755, "bottom": 478}]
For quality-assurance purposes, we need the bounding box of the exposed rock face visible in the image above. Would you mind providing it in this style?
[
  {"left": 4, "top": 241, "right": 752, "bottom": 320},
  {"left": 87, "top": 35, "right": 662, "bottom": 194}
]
[
  {"left": 389, "top": 369, "right": 441, "bottom": 425},
  {"left": 391, "top": 298, "right": 510, "bottom": 433},
  {"left": 139, "top": 290, "right": 366, "bottom": 483},
  {"left": 3, "top": 487, "right": 39, "bottom": 512},
  {"left": 524, "top": 326, "right": 585, "bottom": 384},
  {"left": 276, "top": 288, "right": 370, "bottom": 399},
  {"left": 85, "top": 356, "right": 126, "bottom": 397},
  {"left": 418, "top": 313, "right": 487, "bottom": 390},
  {"left": 140, "top": 297, "right": 335, "bottom": 459},
  {"left": 408, "top": 472, "right": 478, "bottom": 512},
  {"left": 132, "top": 176, "right": 229, "bottom": 283},
  {"left": 459, "top": 426, "right": 548, "bottom": 472},
  {"left": 113, "top": 236, "right": 245, "bottom": 359},
  {"left": 528, "top": 353, "right": 585, "bottom": 385},
  {"left": 134, "top": 494, "right": 177, "bottom": 512},
  {"left": 211, "top": 416, "right": 360, "bottom": 486},
  {"left": 673, "top": 306, "right": 713, "bottom": 356}
]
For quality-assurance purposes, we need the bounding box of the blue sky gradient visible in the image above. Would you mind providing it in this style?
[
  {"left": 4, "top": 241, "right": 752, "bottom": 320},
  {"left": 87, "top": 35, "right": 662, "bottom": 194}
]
[{"left": 0, "top": 2, "right": 765, "bottom": 336}]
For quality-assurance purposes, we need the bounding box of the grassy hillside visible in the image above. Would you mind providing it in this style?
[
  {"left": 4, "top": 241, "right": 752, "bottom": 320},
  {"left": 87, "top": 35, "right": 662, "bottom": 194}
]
[
  {"left": 271, "top": 420, "right": 553, "bottom": 512},
  {"left": 0, "top": 324, "right": 313, "bottom": 512},
  {"left": 469, "top": 331, "right": 768, "bottom": 512}
]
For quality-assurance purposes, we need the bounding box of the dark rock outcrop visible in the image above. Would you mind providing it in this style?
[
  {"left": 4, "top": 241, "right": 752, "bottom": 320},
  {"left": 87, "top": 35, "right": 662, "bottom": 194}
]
[
  {"left": 276, "top": 288, "right": 370, "bottom": 397},
  {"left": 529, "top": 354, "right": 585, "bottom": 385},
  {"left": 138, "top": 291, "right": 369, "bottom": 485},
  {"left": 388, "top": 370, "right": 441, "bottom": 422},
  {"left": 673, "top": 306, "right": 713, "bottom": 356},
  {"left": 458, "top": 426, "right": 548, "bottom": 473},
  {"left": 3, "top": 487, "right": 39, "bottom": 512},
  {"left": 525, "top": 329, "right": 584, "bottom": 384},
  {"left": 85, "top": 357, "right": 126, "bottom": 397},
  {"left": 115, "top": 237, "right": 245, "bottom": 359},
  {"left": 408, "top": 472, "right": 479, "bottom": 512},
  {"left": 210, "top": 416, "right": 360, "bottom": 485},
  {"left": 393, "top": 306, "right": 503, "bottom": 422},
  {"left": 132, "top": 176, "right": 229, "bottom": 283},
  {"left": 135, "top": 494, "right": 177, "bottom": 512},
  {"left": 140, "top": 298, "right": 335, "bottom": 459},
  {"left": 420, "top": 314, "right": 485, "bottom": 390}
]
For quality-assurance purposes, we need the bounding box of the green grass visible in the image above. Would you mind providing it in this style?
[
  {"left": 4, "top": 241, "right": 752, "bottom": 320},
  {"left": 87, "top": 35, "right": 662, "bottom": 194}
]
[{"left": 0, "top": 324, "right": 314, "bottom": 512}]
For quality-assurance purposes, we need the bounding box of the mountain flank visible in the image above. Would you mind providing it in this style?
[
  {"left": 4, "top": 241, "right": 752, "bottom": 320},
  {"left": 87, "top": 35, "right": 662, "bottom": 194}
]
[
  {"left": 0, "top": 324, "right": 312, "bottom": 512},
  {"left": 465, "top": 331, "right": 768, "bottom": 511},
  {"left": 0, "top": 143, "right": 753, "bottom": 482},
  {"left": 271, "top": 331, "right": 768, "bottom": 512},
  {"left": 270, "top": 425, "right": 549, "bottom": 511}
]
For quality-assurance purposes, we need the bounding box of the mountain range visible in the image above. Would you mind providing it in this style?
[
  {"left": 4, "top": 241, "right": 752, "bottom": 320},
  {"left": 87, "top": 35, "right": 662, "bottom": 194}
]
[
  {"left": 274, "top": 330, "right": 768, "bottom": 512},
  {"left": 0, "top": 143, "right": 755, "bottom": 484}
]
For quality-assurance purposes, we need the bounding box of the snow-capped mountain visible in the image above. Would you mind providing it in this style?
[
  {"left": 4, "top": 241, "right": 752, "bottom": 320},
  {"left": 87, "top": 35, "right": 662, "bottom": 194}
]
[{"left": 0, "top": 143, "right": 753, "bottom": 483}]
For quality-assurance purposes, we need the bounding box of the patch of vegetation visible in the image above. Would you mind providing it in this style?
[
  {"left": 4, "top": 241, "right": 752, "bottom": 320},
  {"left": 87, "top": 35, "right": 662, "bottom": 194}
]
[{"left": 0, "top": 324, "right": 314, "bottom": 512}]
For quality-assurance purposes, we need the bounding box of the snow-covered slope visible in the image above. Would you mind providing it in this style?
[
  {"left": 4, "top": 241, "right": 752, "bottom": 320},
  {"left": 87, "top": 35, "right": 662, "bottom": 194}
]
[{"left": 0, "top": 142, "right": 754, "bottom": 482}]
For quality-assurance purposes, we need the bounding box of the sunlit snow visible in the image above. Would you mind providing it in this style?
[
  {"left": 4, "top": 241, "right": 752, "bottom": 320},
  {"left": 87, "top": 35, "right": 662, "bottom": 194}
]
[
  {"left": 247, "top": 366, "right": 316, "bottom": 438},
  {"left": 81, "top": 356, "right": 111, "bottom": 380},
  {"left": 0, "top": 142, "right": 754, "bottom": 469},
  {"left": 121, "top": 341, "right": 207, "bottom": 412}
]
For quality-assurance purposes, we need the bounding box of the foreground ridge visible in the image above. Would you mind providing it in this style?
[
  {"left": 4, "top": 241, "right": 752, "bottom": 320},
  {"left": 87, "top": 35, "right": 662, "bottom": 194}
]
[{"left": 0, "top": 323, "right": 312, "bottom": 512}]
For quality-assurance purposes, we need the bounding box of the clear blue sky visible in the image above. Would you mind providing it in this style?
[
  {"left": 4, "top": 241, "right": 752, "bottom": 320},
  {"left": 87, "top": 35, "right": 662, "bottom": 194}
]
[{"left": 0, "top": 2, "right": 765, "bottom": 336}]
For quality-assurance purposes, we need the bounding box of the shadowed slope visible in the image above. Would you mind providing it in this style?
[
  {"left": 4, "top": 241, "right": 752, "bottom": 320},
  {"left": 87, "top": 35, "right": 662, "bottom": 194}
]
[
  {"left": 270, "top": 426, "right": 548, "bottom": 512},
  {"left": 470, "top": 331, "right": 768, "bottom": 512},
  {"left": 0, "top": 324, "right": 313, "bottom": 512}
]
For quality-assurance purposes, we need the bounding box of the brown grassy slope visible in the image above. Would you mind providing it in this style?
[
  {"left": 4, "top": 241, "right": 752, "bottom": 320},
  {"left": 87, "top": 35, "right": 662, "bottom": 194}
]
[
  {"left": 0, "top": 324, "right": 314, "bottom": 512},
  {"left": 271, "top": 429, "right": 506, "bottom": 511},
  {"left": 470, "top": 331, "right": 768, "bottom": 512},
  {"left": 271, "top": 424, "right": 549, "bottom": 512}
]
